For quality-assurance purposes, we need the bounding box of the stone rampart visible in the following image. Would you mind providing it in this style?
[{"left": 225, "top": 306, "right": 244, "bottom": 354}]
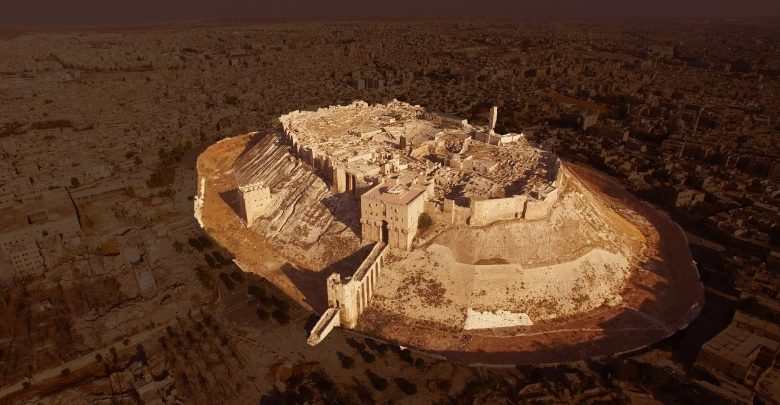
[{"left": 469, "top": 195, "right": 528, "bottom": 226}]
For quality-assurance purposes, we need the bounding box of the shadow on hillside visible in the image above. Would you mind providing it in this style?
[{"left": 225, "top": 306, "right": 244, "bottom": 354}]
[
  {"left": 320, "top": 192, "right": 362, "bottom": 237},
  {"left": 219, "top": 189, "right": 246, "bottom": 224},
  {"left": 280, "top": 244, "right": 374, "bottom": 313}
]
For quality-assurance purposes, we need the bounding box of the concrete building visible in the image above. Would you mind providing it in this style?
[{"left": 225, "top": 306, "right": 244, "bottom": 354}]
[
  {"left": 696, "top": 311, "right": 780, "bottom": 382},
  {"left": 0, "top": 188, "right": 81, "bottom": 282},
  {"left": 662, "top": 186, "right": 706, "bottom": 208}
]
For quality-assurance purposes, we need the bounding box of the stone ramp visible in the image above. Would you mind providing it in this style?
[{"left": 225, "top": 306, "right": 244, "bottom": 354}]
[{"left": 307, "top": 307, "right": 341, "bottom": 346}]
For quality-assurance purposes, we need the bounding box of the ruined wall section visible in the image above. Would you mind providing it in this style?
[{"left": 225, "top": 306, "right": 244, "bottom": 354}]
[{"left": 193, "top": 177, "right": 205, "bottom": 228}]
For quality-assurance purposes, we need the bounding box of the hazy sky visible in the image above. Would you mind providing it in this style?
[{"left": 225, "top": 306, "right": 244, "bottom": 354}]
[{"left": 2, "top": 0, "right": 779, "bottom": 26}]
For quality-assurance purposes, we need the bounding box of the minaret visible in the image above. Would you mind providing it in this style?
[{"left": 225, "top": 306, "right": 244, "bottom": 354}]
[
  {"left": 489, "top": 106, "right": 498, "bottom": 134},
  {"left": 238, "top": 181, "right": 271, "bottom": 227}
]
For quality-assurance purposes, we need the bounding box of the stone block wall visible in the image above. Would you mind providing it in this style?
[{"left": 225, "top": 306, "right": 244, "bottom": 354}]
[{"left": 469, "top": 195, "right": 528, "bottom": 226}]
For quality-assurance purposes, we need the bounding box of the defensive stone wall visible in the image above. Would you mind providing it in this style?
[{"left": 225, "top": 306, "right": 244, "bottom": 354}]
[
  {"left": 469, "top": 195, "right": 528, "bottom": 226},
  {"left": 193, "top": 177, "right": 205, "bottom": 228},
  {"left": 475, "top": 131, "right": 525, "bottom": 146},
  {"left": 466, "top": 162, "right": 564, "bottom": 226},
  {"left": 279, "top": 125, "right": 375, "bottom": 194}
]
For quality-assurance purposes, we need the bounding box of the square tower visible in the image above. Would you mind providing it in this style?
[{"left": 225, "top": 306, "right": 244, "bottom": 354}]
[{"left": 238, "top": 181, "right": 271, "bottom": 227}]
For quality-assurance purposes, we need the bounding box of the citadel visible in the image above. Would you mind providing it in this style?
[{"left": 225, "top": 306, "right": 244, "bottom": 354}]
[{"left": 197, "top": 100, "right": 703, "bottom": 362}]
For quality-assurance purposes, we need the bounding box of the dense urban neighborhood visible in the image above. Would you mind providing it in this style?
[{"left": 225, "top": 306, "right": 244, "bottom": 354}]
[{"left": 0, "top": 19, "right": 778, "bottom": 403}]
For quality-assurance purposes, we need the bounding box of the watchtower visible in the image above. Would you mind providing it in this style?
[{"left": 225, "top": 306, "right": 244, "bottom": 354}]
[{"left": 238, "top": 181, "right": 271, "bottom": 227}]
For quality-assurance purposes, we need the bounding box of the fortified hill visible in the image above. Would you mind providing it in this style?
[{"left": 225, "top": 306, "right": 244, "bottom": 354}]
[{"left": 195, "top": 100, "right": 704, "bottom": 364}]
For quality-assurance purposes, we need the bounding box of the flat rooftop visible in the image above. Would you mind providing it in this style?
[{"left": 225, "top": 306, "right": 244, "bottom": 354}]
[{"left": 363, "top": 183, "right": 426, "bottom": 206}]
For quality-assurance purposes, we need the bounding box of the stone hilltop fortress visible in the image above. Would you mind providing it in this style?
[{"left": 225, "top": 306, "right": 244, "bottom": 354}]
[
  {"left": 236, "top": 100, "right": 567, "bottom": 344},
  {"left": 196, "top": 99, "right": 703, "bottom": 360},
  {"left": 243, "top": 101, "right": 562, "bottom": 249}
]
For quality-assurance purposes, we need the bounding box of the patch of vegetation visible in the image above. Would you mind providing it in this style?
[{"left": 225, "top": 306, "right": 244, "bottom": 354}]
[
  {"left": 229, "top": 269, "right": 244, "bottom": 282},
  {"left": 204, "top": 254, "right": 218, "bottom": 268},
  {"left": 188, "top": 238, "right": 205, "bottom": 251},
  {"left": 359, "top": 349, "right": 376, "bottom": 363},
  {"left": 337, "top": 352, "right": 354, "bottom": 369},
  {"left": 418, "top": 212, "right": 433, "bottom": 232},
  {"left": 198, "top": 236, "right": 213, "bottom": 248},
  {"left": 219, "top": 272, "right": 235, "bottom": 290},
  {"left": 272, "top": 309, "right": 290, "bottom": 325},
  {"left": 395, "top": 377, "right": 417, "bottom": 395},
  {"left": 366, "top": 370, "right": 388, "bottom": 391},
  {"left": 259, "top": 369, "right": 350, "bottom": 404},
  {"left": 270, "top": 296, "right": 289, "bottom": 311},
  {"left": 1, "top": 121, "right": 26, "bottom": 137},
  {"left": 212, "top": 251, "right": 228, "bottom": 265},
  {"left": 247, "top": 284, "right": 266, "bottom": 299},
  {"left": 31, "top": 119, "right": 72, "bottom": 131},
  {"left": 398, "top": 348, "right": 414, "bottom": 364}
]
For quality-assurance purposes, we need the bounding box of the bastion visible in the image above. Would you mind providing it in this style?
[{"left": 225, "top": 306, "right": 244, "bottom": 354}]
[{"left": 195, "top": 100, "right": 704, "bottom": 364}]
